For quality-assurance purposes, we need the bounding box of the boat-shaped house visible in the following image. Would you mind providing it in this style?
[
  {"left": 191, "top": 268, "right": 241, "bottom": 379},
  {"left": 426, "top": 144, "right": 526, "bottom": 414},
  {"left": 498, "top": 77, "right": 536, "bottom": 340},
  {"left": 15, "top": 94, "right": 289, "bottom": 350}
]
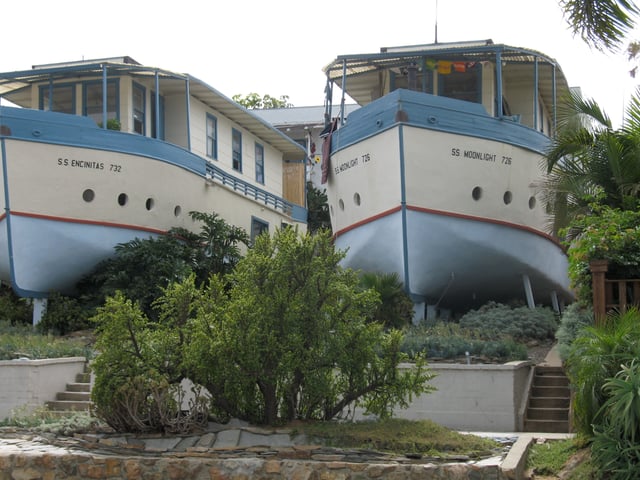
[
  {"left": 321, "top": 40, "right": 573, "bottom": 318},
  {"left": 0, "top": 56, "right": 307, "bottom": 318}
]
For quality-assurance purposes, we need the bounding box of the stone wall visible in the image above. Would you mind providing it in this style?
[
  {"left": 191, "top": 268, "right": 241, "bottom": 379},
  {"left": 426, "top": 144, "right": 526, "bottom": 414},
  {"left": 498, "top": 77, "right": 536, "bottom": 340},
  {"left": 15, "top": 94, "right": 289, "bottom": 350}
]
[
  {"left": 0, "top": 439, "right": 507, "bottom": 480},
  {"left": 0, "top": 357, "right": 87, "bottom": 421}
]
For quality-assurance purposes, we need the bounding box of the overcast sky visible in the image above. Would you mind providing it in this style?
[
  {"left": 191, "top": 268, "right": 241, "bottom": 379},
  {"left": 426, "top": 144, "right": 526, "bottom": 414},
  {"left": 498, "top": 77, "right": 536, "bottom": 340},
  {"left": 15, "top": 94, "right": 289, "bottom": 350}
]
[{"left": 1, "top": 0, "right": 637, "bottom": 127}]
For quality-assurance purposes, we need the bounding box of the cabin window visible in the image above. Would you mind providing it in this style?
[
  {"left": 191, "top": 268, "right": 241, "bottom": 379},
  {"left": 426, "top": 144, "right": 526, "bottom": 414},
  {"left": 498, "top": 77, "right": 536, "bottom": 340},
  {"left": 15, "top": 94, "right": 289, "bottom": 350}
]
[
  {"left": 255, "top": 142, "right": 264, "bottom": 184},
  {"left": 390, "top": 63, "right": 434, "bottom": 94},
  {"left": 438, "top": 63, "right": 481, "bottom": 103},
  {"left": 206, "top": 114, "right": 218, "bottom": 160},
  {"left": 251, "top": 217, "right": 269, "bottom": 244},
  {"left": 83, "top": 80, "right": 119, "bottom": 127},
  {"left": 39, "top": 84, "right": 75, "bottom": 114},
  {"left": 132, "top": 83, "right": 145, "bottom": 135},
  {"left": 232, "top": 128, "right": 242, "bottom": 172}
]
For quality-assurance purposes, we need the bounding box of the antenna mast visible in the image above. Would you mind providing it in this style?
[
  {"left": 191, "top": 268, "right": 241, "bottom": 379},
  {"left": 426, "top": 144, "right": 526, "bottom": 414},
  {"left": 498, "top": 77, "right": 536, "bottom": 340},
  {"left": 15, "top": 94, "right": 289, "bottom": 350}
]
[{"left": 434, "top": 0, "right": 438, "bottom": 43}]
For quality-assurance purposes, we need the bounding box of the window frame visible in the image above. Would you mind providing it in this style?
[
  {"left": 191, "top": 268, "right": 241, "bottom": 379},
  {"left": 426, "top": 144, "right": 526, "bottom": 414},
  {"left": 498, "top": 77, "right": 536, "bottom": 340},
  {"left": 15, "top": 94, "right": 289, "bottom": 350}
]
[
  {"left": 255, "top": 142, "right": 264, "bottom": 184},
  {"left": 232, "top": 128, "right": 242, "bottom": 172},
  {"left": 206, "top": 113, "right": 218, "bottom": 160},
  {"left": 132, "top": 82, "right": 146, "bottom": 135},
  {"left": 250, "top": 216, "right": 269, "bottom": 244}
]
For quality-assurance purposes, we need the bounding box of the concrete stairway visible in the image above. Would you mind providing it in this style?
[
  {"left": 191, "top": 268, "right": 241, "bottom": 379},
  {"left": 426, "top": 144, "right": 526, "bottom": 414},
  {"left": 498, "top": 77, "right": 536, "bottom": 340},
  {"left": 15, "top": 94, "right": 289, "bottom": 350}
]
[
  {"left": 523, "top": 365, "right": 570, "bottom": 433},
  {"left": 45, "top": 368, "right": 92, "bottom": 413}
]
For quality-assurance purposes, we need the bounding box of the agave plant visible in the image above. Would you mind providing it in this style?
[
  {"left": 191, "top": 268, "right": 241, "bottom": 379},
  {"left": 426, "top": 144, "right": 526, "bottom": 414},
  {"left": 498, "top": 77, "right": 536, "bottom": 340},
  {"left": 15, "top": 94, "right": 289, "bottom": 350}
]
[
  {"left": 565, "top": 307, "right": 640, "bottom": 435},
  {"left": 591, "top": 360, "right": 640, "bottom": 478}
]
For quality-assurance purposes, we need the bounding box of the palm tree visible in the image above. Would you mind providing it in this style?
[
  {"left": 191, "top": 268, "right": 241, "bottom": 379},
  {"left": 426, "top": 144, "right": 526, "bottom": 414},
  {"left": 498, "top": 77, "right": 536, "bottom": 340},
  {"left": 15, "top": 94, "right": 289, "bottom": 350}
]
[
  {"left": 561, "top": 0, "right": 639, "bottom": 51},
  {"left": 360, "top": 272, "right": 414, "bottom": 329},
  {"left": 542, "top": 88, "right": 640, "bottom": 236}
]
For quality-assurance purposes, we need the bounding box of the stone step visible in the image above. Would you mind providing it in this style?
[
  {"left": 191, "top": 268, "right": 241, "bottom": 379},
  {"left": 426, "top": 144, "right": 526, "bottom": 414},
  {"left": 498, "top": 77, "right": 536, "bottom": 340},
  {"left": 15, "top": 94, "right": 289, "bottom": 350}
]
[
  {"left": 66, "top": 382, "right": 91, "bottom": 393},
  {"left": 532, "top": 385, "right": 570, "bottom": 398},
  {"left": 535, "top": 366, "right": 565, "bottom": 376},
  {"left": 523, "top": 419, "right": 569, "bottom": 433},
  {"left": 528, "top": 396, "right": 570, "bottom": 409},
  {"left": 57, "top": 391, "right": 91, "bottom": 402},
  {"left": 533, "top": 375, "right": 569, "bottom": 387},
  {"left": 45, "top": 400, "right": 91, "bottom": 412},
  {"left": 76, "top": 372, "right": 91, "bottom": 383},
  {"left": 526, "top": 407, "right": 569, "bottom": 421}
]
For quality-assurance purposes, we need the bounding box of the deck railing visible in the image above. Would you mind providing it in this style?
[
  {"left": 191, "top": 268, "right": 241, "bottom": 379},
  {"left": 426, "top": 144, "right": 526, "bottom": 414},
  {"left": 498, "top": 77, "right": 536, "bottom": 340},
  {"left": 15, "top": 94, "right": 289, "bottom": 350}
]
[
  {"left": 590, "top": 259, "right": 640, "bottom": 325},
  {"left": 204, "top": 162, "right": 307, "bottom": 223}
]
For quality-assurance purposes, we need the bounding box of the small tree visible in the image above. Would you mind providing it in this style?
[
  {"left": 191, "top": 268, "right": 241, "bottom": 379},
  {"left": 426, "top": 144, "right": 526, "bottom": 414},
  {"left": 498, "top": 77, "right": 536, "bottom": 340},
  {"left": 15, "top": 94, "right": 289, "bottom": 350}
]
[
  {"left": 306, "top": 182, "right": 331, "bottom": 234},
  {"left": 185, "top": 228, "right": 434, "bottom": 425},
  {"left": 77, "top": 211, "right": 248, "bottom": 319},
  {"left": 232, "top": 93, "right": 293, "bottom": 109}
]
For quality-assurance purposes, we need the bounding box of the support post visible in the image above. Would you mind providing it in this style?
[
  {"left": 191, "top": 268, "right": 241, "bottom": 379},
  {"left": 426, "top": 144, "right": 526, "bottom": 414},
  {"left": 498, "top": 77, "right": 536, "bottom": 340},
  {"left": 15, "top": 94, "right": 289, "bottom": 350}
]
[
  {"left": 589, "top": 259, "right": 609, "bottom": 326},
  {"left": 522, "top": 274, "right": 535, "bottom": 309},
  {"left": 32, "top": 298, "right": 47, "bottom": 327},
  {"left": 550, "top": 291, "right": 560, "bottom": 314}
]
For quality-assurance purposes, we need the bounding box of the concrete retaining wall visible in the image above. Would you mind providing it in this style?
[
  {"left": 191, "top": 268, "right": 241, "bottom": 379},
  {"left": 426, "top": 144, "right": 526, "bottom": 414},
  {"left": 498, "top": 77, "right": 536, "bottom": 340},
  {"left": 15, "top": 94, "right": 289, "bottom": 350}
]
[
  {"left": 359, "top": 361, "right": 532, "bottom": 432},
  {"left": 0, "top": 358, "right": 532, "bottom": 432},
  {"left": 0, "top": 357, "right": 87, "bottom": 420}
]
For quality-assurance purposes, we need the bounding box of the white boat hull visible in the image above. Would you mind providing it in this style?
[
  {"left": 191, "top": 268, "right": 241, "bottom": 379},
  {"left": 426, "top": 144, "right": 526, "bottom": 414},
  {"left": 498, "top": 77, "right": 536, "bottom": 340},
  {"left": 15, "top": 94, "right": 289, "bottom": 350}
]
[
  {"left": 326, "top": 90, "right": 572, "bottom": 312},
  {"left": 0, "top": 109, "right": 304, "bottom": 297}
]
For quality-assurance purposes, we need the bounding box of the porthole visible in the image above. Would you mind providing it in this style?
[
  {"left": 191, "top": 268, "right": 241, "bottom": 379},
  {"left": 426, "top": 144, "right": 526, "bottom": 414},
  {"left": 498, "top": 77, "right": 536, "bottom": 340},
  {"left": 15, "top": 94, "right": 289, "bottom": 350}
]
[
  {"left": 353, "top": 192, "right": 361, "bottom": 206},
  {"left": 503, "top": 191, "right": 513, "bottom": 205},
  {"left": 82, "top": 189, "right": 95, "bottom": 203},
  {"left": 145, "top": 197, "right": 155, "bottom": 211},
  {"left": 528, "top": 196, "right": 537, "bottom": 210},
  {"left": 174, "top": 205, "right": 182, "bottom": 217},
  {"left": 338, "top": 199, "right": 344, "bottom": 211},
  {"left": 471, "top": 186, "right": 482, "bottom": 201},
  {"left": 117, "top": 193, "right": 128, "bottom": 206}
]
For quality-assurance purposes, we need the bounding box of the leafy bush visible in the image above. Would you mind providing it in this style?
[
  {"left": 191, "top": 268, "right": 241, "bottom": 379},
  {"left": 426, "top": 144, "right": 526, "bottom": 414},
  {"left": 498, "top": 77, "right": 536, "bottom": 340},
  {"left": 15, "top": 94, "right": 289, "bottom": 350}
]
[
  {"left": 184, "top": 229, "right": 434, "bottom": 425},
  {"left": 91, "top": 288, "right": 209, "bottom": 434},
  {"left": 563, "top": 206, "right": 640, "bottom": 303},
  {"left": 92, "top": 229, "right": 435, "bottom": 430},
  {"left": 458, "top": 302, "right": 558, "bottom": 341},
  {"left": 555, "top": 302, "right": 593, "bottom": 361}
]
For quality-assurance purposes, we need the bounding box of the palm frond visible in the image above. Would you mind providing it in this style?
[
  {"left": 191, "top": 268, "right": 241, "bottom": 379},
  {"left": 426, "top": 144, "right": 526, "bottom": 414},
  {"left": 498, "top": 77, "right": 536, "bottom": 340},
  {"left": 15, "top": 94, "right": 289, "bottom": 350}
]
[{"left": 560, "top": 0, "right": 639, "bottom": 52}]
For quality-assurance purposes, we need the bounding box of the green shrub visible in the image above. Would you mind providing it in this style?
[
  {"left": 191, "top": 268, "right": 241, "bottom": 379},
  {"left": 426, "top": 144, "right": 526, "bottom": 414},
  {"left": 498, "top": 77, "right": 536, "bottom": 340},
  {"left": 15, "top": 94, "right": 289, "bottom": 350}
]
[
  {"left": 37, "top": 292, "right": 92, "bottom": 335},
  {"left": 555, "top": 302, "right": 593, "bottom": 361},
  {"left": 400, "top": 324, "right": 527, "bottom": 363},
  {"left": 0, "top": 321, "right": 92, "bottom": 360},
  {"left": 458, "top": 302, "right": 558, "bottom": 341}
]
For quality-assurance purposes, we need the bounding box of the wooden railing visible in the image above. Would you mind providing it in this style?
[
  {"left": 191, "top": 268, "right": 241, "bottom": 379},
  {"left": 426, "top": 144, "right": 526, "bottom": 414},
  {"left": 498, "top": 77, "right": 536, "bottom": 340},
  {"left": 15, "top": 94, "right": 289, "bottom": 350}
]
[{"left": 590, "top": 259, "right": 640, "bottom": 326}]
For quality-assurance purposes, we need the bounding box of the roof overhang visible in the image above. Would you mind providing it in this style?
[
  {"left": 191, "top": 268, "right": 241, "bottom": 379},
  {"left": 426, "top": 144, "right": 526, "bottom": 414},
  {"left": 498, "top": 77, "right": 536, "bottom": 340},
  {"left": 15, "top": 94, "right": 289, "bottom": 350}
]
[{"left": 0, "top": 59, "right": 305, "bottom": 161}]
